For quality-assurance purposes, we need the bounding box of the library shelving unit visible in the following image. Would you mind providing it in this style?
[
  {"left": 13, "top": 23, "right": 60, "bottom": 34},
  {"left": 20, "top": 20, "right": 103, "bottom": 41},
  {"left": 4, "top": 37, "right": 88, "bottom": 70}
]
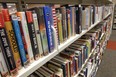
[
  {"left": 0, "top": 0, "right": 113, "bottom": 77},
  {"left": 17, "top": 12, "right": 112, "bottom": 77}
]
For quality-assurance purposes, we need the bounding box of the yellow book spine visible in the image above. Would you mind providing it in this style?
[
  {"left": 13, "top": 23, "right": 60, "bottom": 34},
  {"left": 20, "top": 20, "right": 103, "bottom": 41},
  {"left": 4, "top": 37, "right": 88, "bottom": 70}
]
[
  {"left": 5, "top": 22, "right": 21, "bottom": 69},
  {"left": 57, "top": 14, "right": 63, "bottom": 43}
]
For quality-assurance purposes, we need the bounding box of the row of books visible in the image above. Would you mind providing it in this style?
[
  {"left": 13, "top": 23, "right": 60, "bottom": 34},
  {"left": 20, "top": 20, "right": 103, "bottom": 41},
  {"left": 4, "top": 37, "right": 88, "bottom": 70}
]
[
  {"left": 0, "top": 4, "right": 112, "bottom": 77},
  {"left": 0, "top": 7, "right": 56, "bottom": 76},
  {"left": 78, "top": 17, "right": 112, "bottom": 77},
  {"left": 54, "top": 5, "right": 112, "bottom": 44},
  {"left": 78, "top": 35, "right": 107, "bottom": 77},
  {"left": 27, "top": 16, "right": 112, "bottom": 77},
  {"left": 78, "top": 45, "right": 100, "bottom": 77}
]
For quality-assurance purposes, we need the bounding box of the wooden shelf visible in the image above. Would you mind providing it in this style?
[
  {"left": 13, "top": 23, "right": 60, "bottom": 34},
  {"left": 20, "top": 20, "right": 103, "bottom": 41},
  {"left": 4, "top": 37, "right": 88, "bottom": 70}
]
[
  {"left": 25, "top": 0, "right": 81, "bottom": 4},
  {"left": 0, "top": 0, "right": 17, "bottom": 3}
]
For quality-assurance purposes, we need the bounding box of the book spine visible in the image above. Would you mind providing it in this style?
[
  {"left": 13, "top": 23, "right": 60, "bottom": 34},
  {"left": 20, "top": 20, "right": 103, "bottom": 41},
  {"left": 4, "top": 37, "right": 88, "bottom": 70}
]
[
  {"left": 43, "top": 6, "right": 54, "bottom": 52},
  {"left": 26, "top": 11, "right": 39, "bottom": 60},
  {"left": 17, "top": 16, "right": 30, "bottom": 63},
  {"left": 75, "top": 5, "right": 82, "bottom": 34},
  {"left": 71, "top": 7, "right": 76, "bottom": 36},
  {"left": 17, "top": 12, "right": 34, "bottom": 62},
  {"left": 57, "top": 13, "right": 63, "bottom": 43},
  {"left": 37, "top": 7, "right": 49, "bottom": 55},
  {"left": 0, "top": 13, "right": 17, "bottom": 76},
  {"left": 67, "top": 8, "right": 71, "bottom": 38},
  {"left": 60, "top": 52, "right": 74, "bottom": 76},
  {"left": 32, "top": 12, "right": 43, "bottom": 57},
  {"left": 61, "top": 7, "right": 68, "bottom": 41},
  {"left": 70, "top": 7, "right": 73, "bottom": 36},
  {"left": 2, "top": 9, "right": 21, "bottom": 69},
  {"left": 0, "top": 71, "right": 2, "bottom": 77},
  {"left": 52, "top": 7, "right": 59, "bottom": 44},
  {"left": 0, "top": 45, "right": 9, "bottom": 77},
  {"left": 11, "top": 14, "right": 28, "bottom": 66}
]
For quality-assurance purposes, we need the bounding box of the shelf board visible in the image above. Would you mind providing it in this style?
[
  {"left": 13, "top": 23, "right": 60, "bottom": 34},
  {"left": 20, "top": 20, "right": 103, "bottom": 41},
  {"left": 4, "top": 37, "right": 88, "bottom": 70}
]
[
  {"left": 0, "top": 0, "right": 17, "bottom": 3},
  {"left": 26, "top": 0, "right": 81, "bottom": 4},
  {"left": 17, "top": 49, "right": 58, "bottom": 77}
]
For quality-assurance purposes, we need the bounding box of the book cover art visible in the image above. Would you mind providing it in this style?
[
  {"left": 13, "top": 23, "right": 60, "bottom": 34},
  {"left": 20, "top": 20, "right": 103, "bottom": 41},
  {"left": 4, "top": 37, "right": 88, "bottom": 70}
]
[{"left": 2, "top": 9, "right": 21, "bottom": 69}]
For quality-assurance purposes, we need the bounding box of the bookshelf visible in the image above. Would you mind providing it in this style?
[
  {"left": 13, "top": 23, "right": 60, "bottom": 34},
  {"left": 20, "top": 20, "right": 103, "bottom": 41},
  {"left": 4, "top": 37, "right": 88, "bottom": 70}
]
[
  {"left": 0, "top": 0, "right": 113, "bottom": 77},
  {"left": 16, "top": 12, "right": 111, "bottom": 77}
]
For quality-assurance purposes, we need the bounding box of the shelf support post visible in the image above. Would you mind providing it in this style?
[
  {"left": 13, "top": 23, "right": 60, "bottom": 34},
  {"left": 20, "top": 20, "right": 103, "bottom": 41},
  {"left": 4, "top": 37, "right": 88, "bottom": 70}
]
[{"left": 16, "top": 0, "right": 27, "bottom": 11}]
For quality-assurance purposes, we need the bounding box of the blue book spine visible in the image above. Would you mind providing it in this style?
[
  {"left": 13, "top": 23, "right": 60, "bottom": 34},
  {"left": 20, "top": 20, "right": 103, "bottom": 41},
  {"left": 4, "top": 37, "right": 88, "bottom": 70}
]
[
  {"left": 43, "top": 6, "right": 54, "bottom": 52},
  {"left": 11, "top": 15, "right": 27, "bottom": 65}
]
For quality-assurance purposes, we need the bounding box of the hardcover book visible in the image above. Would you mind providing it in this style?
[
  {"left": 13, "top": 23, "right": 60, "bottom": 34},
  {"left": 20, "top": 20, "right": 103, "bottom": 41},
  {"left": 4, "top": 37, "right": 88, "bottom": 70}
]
[
  {"left": 43, "top": 6, "right": 54, "bottom": 52},
  {"left": 2, "top": 9, "right": 21, "bottom": 69},
  {"left": 11, "top": 14, "right": 28, "bottom": 66},
  {"left": 17, "top": 12, "right": 34, "bottom": 62},
  {"left": 75, "top": 5, "right": 82, "bottom": 34},
  {"left": 52, "top": 6, "right": 59, "bottom": 44},
  {"left": 0, "top": 45, "right": 9, "bottom": 77},
  {"left": 26, "top": 11, "right": 39, "bottom": 60},
  {"left": 32, "top": 12, "right": 43, "bottom": 57},
  {"left": 0, "top": 13, "right": 17, "bottom": 76},
  {"left": 29, "top": 7, "right": 49, "bottom": 55},
  {"left": 61, "top": 6, "right": 68, "bottom": 40},
  {"left": 56, "top": 9, "right": 63, "bottom": 44}
]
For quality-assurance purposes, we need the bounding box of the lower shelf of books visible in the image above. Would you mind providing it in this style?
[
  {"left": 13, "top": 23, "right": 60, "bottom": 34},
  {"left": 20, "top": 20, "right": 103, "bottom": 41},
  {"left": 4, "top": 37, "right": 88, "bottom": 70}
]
[{"left": 17, "top": 49, "right": 58, "bottom": 77}]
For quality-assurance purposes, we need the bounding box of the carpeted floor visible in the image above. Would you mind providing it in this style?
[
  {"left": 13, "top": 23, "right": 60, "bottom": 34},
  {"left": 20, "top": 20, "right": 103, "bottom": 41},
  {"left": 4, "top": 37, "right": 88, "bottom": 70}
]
[{"left": 95, "top": 30, "right": 116, "bottom": 77}]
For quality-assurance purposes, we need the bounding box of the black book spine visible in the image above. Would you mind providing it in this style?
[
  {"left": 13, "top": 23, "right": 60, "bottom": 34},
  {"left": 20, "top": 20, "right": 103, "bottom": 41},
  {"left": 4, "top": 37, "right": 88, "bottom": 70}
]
[
  {"left": 61, "top": 7, "right": 68, "bottom": 41},
  {"left": 75, "top": 5, "right": 82, "bottom": 34},
  {"left": 0, "top": 28, "right": 17, "bottom": 75},
  {"left": 26, "top": 11, "right": 39, "bottom": 60}
]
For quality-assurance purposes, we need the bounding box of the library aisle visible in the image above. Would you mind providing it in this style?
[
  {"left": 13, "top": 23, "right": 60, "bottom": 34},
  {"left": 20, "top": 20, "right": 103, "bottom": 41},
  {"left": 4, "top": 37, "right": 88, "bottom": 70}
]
[{"left": 96, "top": 30, "right": 116, "bottom": 77}]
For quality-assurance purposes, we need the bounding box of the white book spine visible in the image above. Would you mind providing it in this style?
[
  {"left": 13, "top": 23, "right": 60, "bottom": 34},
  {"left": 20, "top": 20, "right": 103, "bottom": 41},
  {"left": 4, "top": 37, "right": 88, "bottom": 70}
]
[
  {"left": 0, "top": 47, "right": 8, "bottom": 76},
  {"left": 21, "top": 12, "right": 34, "bottom": 62},
  {"left": 32, "top": 13, "right": 43, "bottom": 57}
]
